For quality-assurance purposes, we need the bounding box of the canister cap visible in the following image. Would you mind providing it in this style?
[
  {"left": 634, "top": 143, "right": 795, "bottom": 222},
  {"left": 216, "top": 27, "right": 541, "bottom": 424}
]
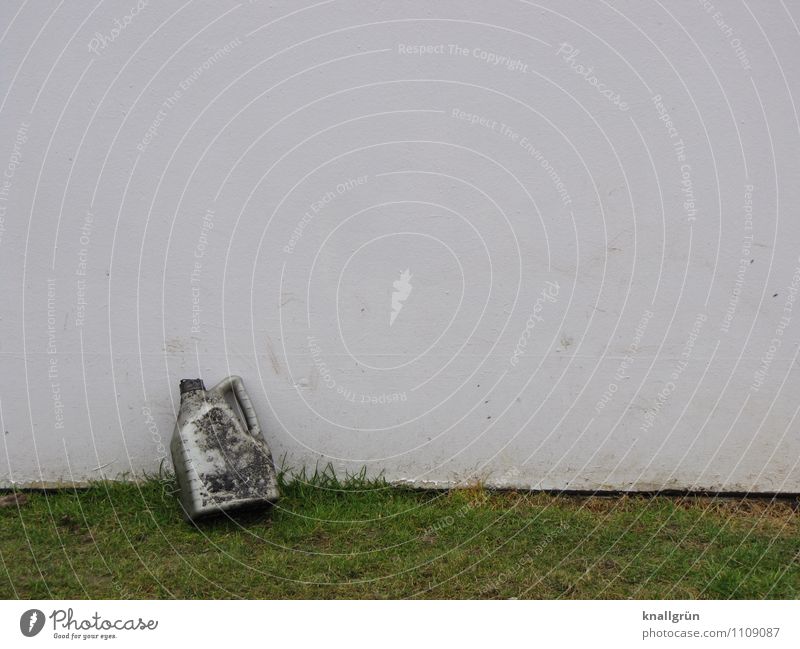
[{"left": 179, "top": 378, "right": 205, "bottom": 394}]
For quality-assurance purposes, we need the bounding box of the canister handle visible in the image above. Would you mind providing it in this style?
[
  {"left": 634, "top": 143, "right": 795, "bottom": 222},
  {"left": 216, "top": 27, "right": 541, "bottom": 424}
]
[{"left": 211, "top": 375, "right": 261, "bottom": 437}]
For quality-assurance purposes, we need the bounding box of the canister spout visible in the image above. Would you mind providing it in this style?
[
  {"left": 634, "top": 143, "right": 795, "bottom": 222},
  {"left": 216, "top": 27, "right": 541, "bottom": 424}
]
[{"left": 179, "top": 378, "right": 205, "bottom": 394}]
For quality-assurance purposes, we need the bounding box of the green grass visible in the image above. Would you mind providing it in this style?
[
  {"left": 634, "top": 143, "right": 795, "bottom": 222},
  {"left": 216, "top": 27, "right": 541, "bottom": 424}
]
[{"left": 1, "top": 470, "right": 798, "bottom": 599}]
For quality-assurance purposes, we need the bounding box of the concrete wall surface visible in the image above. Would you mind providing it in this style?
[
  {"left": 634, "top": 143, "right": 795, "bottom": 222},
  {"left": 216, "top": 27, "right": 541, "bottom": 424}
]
[{"left": 2, "top": 0, "right": 799, "bottom": 491}]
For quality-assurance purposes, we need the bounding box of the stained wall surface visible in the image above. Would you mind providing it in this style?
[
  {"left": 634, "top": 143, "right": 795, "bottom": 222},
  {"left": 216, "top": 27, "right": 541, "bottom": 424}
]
[{"left": 2, "top": 1, "right": 799, "bottom": 491}]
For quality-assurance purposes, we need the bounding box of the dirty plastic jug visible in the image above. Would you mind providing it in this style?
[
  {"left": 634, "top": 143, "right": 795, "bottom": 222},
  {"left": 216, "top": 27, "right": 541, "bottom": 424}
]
[{"left": 170, "top": 376, "right": 279, "bottom": 521}]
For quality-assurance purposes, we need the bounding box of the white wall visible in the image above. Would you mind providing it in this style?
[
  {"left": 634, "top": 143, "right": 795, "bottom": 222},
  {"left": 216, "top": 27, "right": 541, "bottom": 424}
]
[{"left": 2, "top": 0, "right": 799, "bottom": 491}]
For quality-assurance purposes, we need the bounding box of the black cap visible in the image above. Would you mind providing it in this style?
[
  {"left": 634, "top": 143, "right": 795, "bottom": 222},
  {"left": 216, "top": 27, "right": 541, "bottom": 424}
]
[{"left": 179, "top": 378, "right": 205, "bottom": 394}]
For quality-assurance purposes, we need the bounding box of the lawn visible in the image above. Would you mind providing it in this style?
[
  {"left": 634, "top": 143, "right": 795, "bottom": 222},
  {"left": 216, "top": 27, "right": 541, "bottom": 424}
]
[{"left": 1, "top": 471, "right": 798, "bottom": 599}]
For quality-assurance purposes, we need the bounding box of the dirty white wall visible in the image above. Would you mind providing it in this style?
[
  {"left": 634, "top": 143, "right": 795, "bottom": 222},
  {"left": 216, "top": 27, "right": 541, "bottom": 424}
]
[{"left": 2, "top": 0, "right": 799, "bottom": 491}]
